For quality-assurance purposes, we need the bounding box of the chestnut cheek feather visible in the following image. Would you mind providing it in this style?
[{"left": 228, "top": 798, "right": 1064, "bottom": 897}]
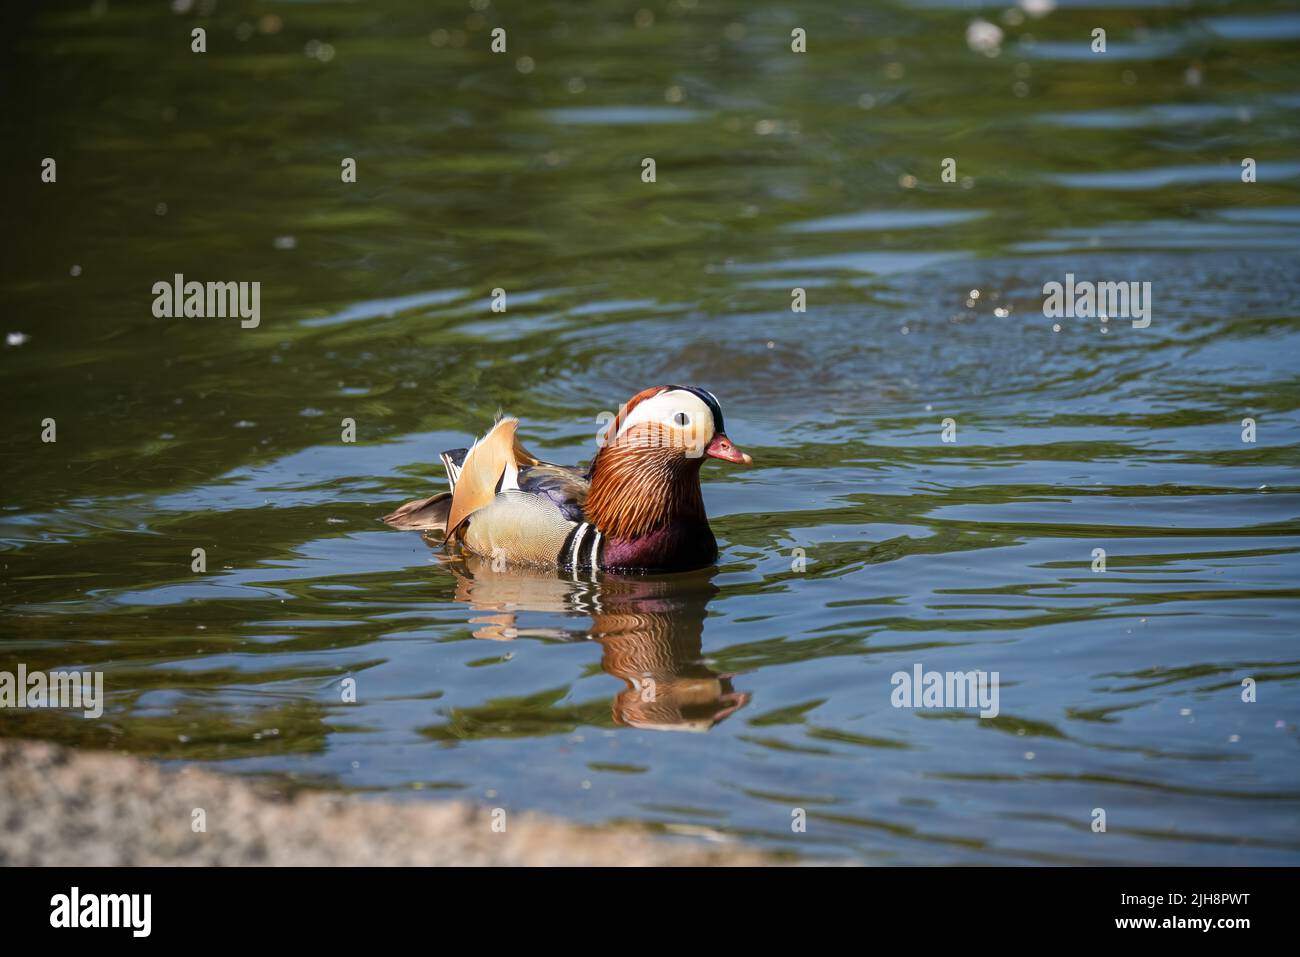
[{"left": 586, "top": 431, "right": 708, "bottom": 541}]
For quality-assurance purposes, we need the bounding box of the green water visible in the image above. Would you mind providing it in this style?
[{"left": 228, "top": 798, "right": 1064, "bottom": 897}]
[{"left": 3, "top": 0, "right": 1300, "bottom": 863}]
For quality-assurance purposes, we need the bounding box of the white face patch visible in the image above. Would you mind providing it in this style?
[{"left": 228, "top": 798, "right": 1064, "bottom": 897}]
[{"left": 614, "top": 389, "right": 716, "bottom": 456}]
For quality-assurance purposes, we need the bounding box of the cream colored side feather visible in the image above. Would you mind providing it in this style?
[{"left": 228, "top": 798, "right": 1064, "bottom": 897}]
[{"left": 460, "top": 490, "right": 576, "bottom": 565}]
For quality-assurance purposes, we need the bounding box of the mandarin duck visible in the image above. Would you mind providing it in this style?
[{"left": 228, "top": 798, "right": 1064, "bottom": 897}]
[{"left": 383, "top": 385, "right": 751, "bottom": 572}]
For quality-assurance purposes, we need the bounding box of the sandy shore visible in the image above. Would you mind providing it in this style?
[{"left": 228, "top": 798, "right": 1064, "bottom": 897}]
[{"left": 0, "top": 739, "right": 775, "bottom": 866}]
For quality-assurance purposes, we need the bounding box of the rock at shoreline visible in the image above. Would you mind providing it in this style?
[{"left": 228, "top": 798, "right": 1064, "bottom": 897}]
[{"left": 0, "top": 739, "right": 774, "bottom": 867}]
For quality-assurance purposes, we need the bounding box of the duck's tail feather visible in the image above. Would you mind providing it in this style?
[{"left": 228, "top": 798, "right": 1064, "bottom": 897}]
[
  {"left": 382, "top": 490, "right": 452, "bottom": 532},
  {"left": 440, "top": 448, "right": 468, "bottom": 492}
]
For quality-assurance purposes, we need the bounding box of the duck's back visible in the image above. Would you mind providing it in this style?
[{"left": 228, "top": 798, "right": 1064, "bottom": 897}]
[{"left": 516, "top": 463, "right": 589, "bottom": 522}]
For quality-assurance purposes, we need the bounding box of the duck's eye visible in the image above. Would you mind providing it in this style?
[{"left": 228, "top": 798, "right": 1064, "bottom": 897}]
[{"left": 673, "top": 411, "right": 691, "bottom": 427}]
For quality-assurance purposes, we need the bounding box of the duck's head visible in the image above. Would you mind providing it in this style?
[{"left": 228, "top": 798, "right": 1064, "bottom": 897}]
[
  {"left": 586, "top": 385, "right": 750, "bottom": 542},
  {"left": 600, "top": 384, "right": 752, "bottom": 465}
]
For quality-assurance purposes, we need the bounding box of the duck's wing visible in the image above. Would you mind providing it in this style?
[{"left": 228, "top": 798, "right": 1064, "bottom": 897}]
[
  {"left": 448, "top": 423, "right": 593, "bottom": 563},
  {"left": 382, "top": 419, "right": 589, "bottom": 544},
  {"left": 517, "top": 463, "right": 589, "bottom": 522},
  {"left": 442, "top": 417, "right": 522, "bottom": 540}
]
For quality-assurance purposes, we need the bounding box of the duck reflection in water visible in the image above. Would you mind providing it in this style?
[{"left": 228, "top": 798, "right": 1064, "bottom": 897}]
[{"left": 442, "top": 552, "right": 751, "bottom": 732}]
